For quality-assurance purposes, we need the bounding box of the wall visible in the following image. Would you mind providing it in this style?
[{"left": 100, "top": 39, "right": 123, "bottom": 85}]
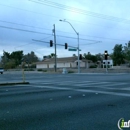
[
  {"left": 37, "top": 64, "right": 47, "bottom": 69},
  {"left": 36, "top": 61, "right": 88, "bottom": 69}
]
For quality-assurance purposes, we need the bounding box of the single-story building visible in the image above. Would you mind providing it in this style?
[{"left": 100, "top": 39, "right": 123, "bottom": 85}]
[{"left": 36, "top": 57, "right": 92, "bottom": 69}]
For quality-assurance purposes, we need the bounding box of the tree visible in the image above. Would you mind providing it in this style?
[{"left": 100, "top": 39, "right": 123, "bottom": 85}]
[
  {"left": 48, "top": 53, "right": 56, "bottom": 58},
  {"left": 83, "top": 52, "right": 98, "bottom": 62},
  {"left": 10, "top": 51, "right": 23, "bottom": 66},
  {"left": 95, "top": 53, "right": 103, "bottom": 61},
  {"left": 23, "top": 51, "right": 39, "bottom": 64},
  {"left": 123, "top": 41, "right": 130, "bottom": 66},
  {"left": 1, "top": 50, "right": 23, "bottom": 69},
  {"left": 43, "top": 53, "right": 56, "bottom": 59},
  {"left": 112, "top": 44, "right": 125, "bottom": 65},
  {"left": 1, "top": 51, "right": 10, "bottom": 67}
]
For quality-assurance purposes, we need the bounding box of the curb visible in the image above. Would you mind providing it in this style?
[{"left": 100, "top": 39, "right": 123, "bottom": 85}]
[{"left": 0, "top": 82, "right": 30, "bottom": 86}]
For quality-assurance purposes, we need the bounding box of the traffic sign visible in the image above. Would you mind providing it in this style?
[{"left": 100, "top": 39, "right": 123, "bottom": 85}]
[{"left": 68, "top": 48, "right": 77, "bottom": 51}]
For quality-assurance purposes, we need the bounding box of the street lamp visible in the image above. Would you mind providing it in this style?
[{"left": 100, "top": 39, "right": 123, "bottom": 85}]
[{"left": 59, "top": 19, "right": 80, "bottom": 73}]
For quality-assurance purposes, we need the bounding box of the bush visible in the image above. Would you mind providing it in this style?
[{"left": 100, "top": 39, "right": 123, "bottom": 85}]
[
  {"left": 24, "top": 68, "right": 34, "bottom": 71},
  {"left": 68, "top": 70, "right": 75, "bottom": 73},
  {"left": 37, "top": 69, "right": 47, "bottom": 72},
  {"left": 43, "top": 70, "right": 47, "bottom": 72},
  {"left": 89, "top": 65, "right": 97, "bottom": 68},
  {"left": 37, "top": 69, "right": 43, "bottom": 71}
]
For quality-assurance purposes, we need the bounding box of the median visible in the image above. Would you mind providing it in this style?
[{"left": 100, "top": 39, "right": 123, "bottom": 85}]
[{"left": 0, "top": 82, "right": 30, "bottom": 86}]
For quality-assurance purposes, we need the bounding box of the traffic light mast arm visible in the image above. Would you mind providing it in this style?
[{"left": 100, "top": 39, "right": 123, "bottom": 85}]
[{"left": 32, "top": 39, "right": 77, "bottom": 49}]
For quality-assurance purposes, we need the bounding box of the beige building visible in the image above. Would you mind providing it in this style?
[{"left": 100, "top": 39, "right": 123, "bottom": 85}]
[{"left": 36, "top": 57, "right": 92, "bottom": 69}]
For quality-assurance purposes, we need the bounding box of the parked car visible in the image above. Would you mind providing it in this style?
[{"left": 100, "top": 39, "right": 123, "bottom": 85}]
[{"left": 0, "top": 68, "right": 4, "bottom": 74}]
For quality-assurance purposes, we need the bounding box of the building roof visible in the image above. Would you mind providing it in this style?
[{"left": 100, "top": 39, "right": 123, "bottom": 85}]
[{"left": 36, "top": 57, "right": 91, "bottom": 64}]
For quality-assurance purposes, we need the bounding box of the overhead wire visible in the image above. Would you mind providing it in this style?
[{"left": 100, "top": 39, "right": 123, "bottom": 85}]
[
  {"left": 1, "top": 2, "right": 130, "bottom": 24},
  {"left": 0, "top": 25, "right": 102, "bottom": 42},
  {"left": 0, "top": 20, "right": 51, "bottom": 31},
  {"left": 0, "top": 2, "right": 129, "bottom": 42},
  {"left": 30, "top": 0, "right": 130, "bottom": 24},
  {"left": 14, "top": 35, "right": 53, "bottom": 50},
  {"left": 0, "top": 20, "right": 128, "bottom": 42},
  {"left": 1, "top": 2, "right": 130, "bottom": 31},
  {"left": 1, "top": 19, "right": 130, "bottom": 33}
]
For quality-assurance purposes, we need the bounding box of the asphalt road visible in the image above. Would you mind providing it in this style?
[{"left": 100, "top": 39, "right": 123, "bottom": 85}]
[{"left": 0, "top": 71, "right": 130, "bottom": 130}]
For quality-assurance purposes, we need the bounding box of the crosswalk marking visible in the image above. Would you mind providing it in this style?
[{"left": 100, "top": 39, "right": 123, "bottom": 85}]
[
  {"left": 30, "top": 85, "right": 130, "bottom": 97},
  {"left": 35, "top": 81, "right": 127, "bottom": 88},
  {"left": 14, "top": 80, "right": 130, "bottom": 97}
]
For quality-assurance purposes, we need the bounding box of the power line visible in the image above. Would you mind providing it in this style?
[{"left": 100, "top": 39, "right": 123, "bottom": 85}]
[
  {"left": 56, "top": 35, "right": 101, "bottom": 42},
  {"left": 14, "top": 36, "right": 53, "bottom": 50},
  {"left": 0, "top": 19, "right": 130, "bottom": 42},
  {"left": 0, "top": 20, "right": 51, "bottom": 31},
  {"left": 1, "top": 2, "right": 130, "bottom": 30},
  {"left": 0, "top": 25, "right": 52, "bottom": 35},
  {"left": 1, "top": 2, "right": 130, "bottom": 25},
  {"left": 0, "top": 25, "right": 102, "bottom": 42},
  {"left": 30, "top": 0, "right": 130, "bottom": 24},
  {"left": 1, "top": 18, "right": 130, "bottom": 34}
]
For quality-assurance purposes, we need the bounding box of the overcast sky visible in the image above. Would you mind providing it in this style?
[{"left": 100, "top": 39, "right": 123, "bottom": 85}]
[{"left": 0, "top": 0, "right": 130, "bottom": 58}]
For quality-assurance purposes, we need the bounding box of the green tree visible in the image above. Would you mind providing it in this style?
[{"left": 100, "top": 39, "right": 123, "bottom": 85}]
[
  {"left": 10, "top": 51, "right": 23, "bottom": 66},
  {"left": 123, "top": 41, "right": 130, "bottom": 66},
  {"left": 23, "top": 51, "right": 39, "bottom": 63},
  {"left": 4, "top": 59, "right": 16, "bottom": 69},
  {"left": 84, "top": 52, "right": 98, "bottom": 62},
  {"left": 48, "top": 53, "right": 56, "bottom": 58},
  {"left": 112, "top": 44, "right": 125, "bottom": 65},
  {"left": 1, "top": 51, "right": 10, "bottom": 67},
  {"left": 43, "top": 53, "right": 56, "bottom": 59}
]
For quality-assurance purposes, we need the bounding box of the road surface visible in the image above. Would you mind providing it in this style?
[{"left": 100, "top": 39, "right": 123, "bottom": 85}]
[{"left": 0, "top": 72, "right": 130, "bottom": 130}]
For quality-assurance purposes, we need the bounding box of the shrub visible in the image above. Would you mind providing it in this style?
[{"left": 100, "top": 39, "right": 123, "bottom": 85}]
[
  {"left": 37, "top": 69, "right": 43, "bottom": 71},
  {"left": 89, "top": 65, "right": 97, "bottom": 68},
  {"left": 24, "top": 68, "right": 34, "bottom": 71},
  {"left": 68, "top": 70, "right": 75, "bottom": 73},
  {"left": 37, "top": 69, "right": 47, "bottom": 72}
]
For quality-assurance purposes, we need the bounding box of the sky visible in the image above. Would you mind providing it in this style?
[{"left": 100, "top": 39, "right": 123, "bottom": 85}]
[{"left": 0, "top": 0, "right": 130, "bottom": 59}]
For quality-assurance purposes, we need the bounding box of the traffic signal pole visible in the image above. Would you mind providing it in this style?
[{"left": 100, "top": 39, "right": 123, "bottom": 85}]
[
  {"left": 104, "top": 50, "right": 108, "bottom": 73},
  {"left": 59, "top": 19, "right": 80, "bottom": 73},
  {"left": 106, "top": 60, "right": 108, "bottom": 73},
  {"left": 77, "top": 33, "right": 80, "bottom": 73},
  {"left": 53, "top": 24, "right": 57, "bottom": 72}
]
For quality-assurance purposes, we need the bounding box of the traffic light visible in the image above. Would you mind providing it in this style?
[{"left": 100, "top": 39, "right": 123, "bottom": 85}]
[
  {"left": 50, "top": 40, "right": 53, "bottom": 47},
  {"left": 79, "top": 54, "right": 82, "bottom": 60},
  {"left": 104, "top": 50, "right": 108, "bottom": 60},
  {"left": 65, "top": 43, "right": 68, "bottom": 49}
]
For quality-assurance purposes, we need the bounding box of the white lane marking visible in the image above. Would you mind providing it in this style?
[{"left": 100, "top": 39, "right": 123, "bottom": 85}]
[
  {"left": 33, "top": 85, "right": 72, "bottom": 90},
  {"left": 120, "top": 87, "right": 130, "bottom": 90},
  {"left": 92, "top": 83, "right": 127, "bottom": 87},
  {"left": 32, "top": 85, "right": 130, "bottom": 97},
  {"left": 32, "top": 81, "right": 94, "bottom": 85},
  {"left": 74, "top": 82, "right": 109, "bottom": 86}
]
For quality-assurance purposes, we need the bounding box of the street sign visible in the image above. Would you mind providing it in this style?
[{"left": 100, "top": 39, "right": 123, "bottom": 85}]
[
  {"left": 68, "top": 48, "right": 81, "bottom": 51},
  {"left": 68, "top": 48, "right": 77, "bottom": 51}
]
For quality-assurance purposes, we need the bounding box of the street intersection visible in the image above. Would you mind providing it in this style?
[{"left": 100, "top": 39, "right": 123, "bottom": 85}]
[{"left": 0, "top": 72, "right": 130, "bottom": 130}]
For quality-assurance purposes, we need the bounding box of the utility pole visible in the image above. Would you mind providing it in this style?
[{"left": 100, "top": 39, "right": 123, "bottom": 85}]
[{"left": 53, "top": 24, "right": 57, "bottom": 72}]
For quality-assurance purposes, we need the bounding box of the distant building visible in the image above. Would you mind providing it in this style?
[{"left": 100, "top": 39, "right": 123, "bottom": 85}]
[{"left": 36, "top": 57, "right": 92, "bottom": 69}]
